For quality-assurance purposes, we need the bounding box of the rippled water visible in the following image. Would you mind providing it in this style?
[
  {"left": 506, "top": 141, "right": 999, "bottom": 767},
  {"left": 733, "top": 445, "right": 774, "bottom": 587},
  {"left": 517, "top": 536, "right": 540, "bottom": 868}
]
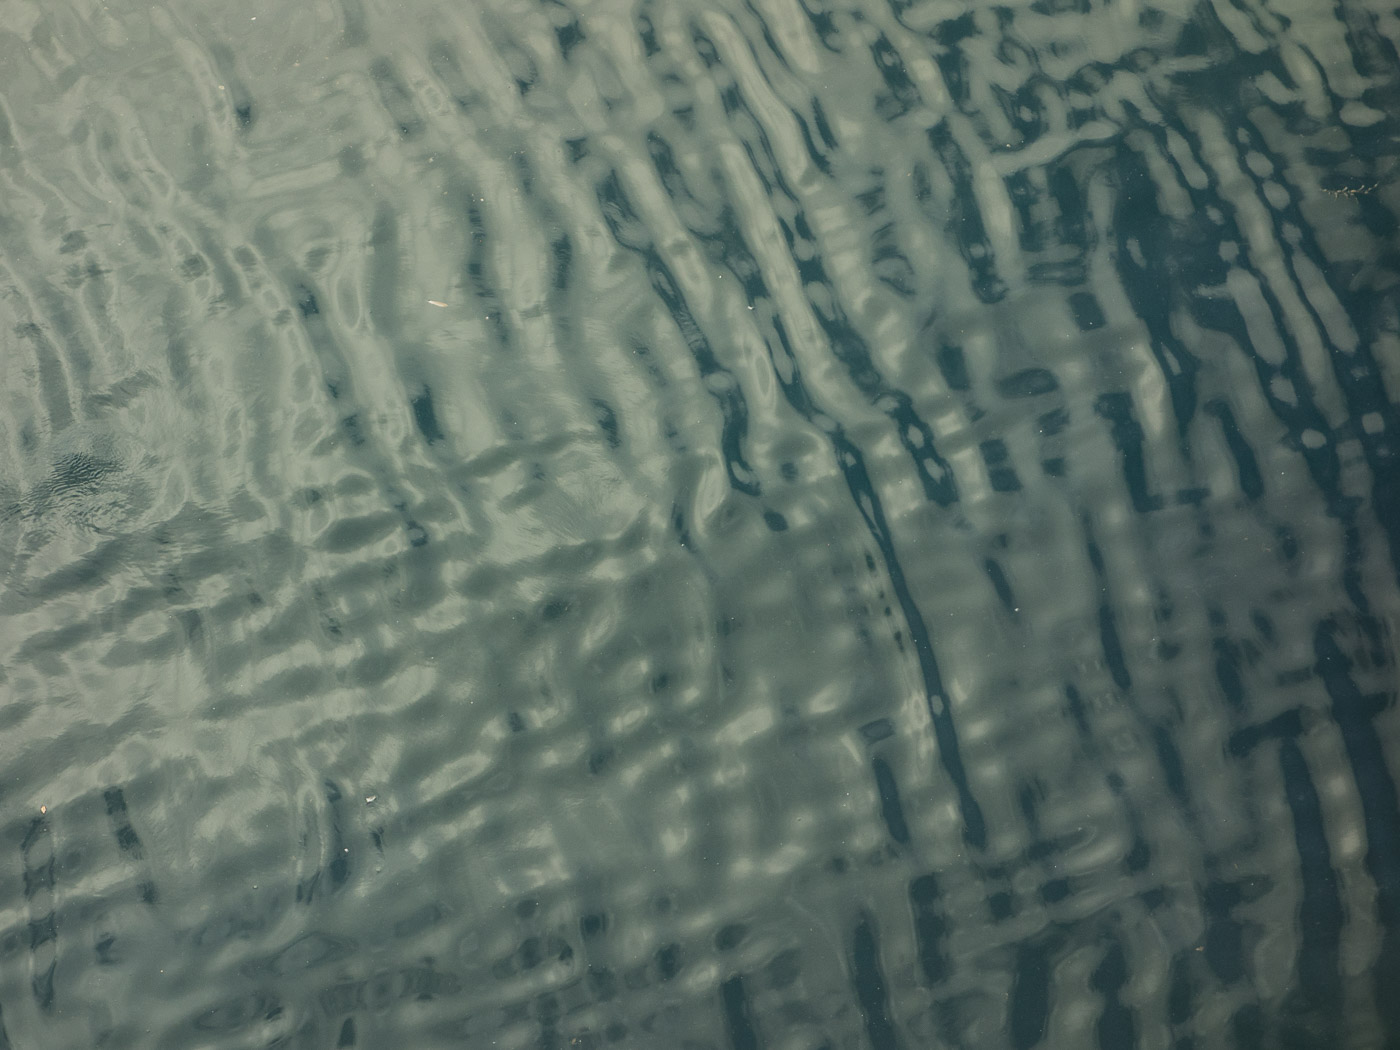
[{"left": 1, "top": 0, "right": 1398, "bottom": 1046}]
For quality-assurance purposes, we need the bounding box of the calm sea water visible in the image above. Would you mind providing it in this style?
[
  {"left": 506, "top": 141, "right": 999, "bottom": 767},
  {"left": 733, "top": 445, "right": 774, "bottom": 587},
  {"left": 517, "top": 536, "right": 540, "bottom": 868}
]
[{"left": 1, "top": 0, "right": 1398, "bottom": 1047}]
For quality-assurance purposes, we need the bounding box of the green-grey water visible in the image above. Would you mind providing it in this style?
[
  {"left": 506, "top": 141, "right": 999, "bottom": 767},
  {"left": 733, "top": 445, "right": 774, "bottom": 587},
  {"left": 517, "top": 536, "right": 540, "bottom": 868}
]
[{"left": 1, "top": 0, "right": 1398, "bottom": 1047}]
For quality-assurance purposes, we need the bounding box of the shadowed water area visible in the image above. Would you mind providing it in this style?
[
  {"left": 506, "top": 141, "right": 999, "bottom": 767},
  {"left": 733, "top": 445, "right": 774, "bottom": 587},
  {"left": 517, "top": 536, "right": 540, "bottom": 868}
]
[{"left": 1, "top": 0, "right": 1399, "bottom": 1046}]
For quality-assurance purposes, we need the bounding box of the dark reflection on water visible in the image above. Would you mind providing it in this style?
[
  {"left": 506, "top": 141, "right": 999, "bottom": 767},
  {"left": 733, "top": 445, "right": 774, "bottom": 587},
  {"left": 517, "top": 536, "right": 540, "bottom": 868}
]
[{"left": 0, "top": 0, "right": 1398, "bottom": 1046}]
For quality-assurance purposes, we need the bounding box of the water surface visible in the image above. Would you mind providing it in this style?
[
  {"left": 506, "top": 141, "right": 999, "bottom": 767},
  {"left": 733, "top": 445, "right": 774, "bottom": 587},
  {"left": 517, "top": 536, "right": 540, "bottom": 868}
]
[{"left": 1, "top": 0, "right": 1399, "bottom": 1047}]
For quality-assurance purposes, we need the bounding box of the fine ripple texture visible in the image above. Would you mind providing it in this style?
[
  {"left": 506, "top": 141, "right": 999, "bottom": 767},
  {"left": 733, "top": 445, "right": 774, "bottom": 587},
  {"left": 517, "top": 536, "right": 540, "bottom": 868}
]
[{"left": 0, "top": 0, "right": 1398, "bottom": 1047}]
